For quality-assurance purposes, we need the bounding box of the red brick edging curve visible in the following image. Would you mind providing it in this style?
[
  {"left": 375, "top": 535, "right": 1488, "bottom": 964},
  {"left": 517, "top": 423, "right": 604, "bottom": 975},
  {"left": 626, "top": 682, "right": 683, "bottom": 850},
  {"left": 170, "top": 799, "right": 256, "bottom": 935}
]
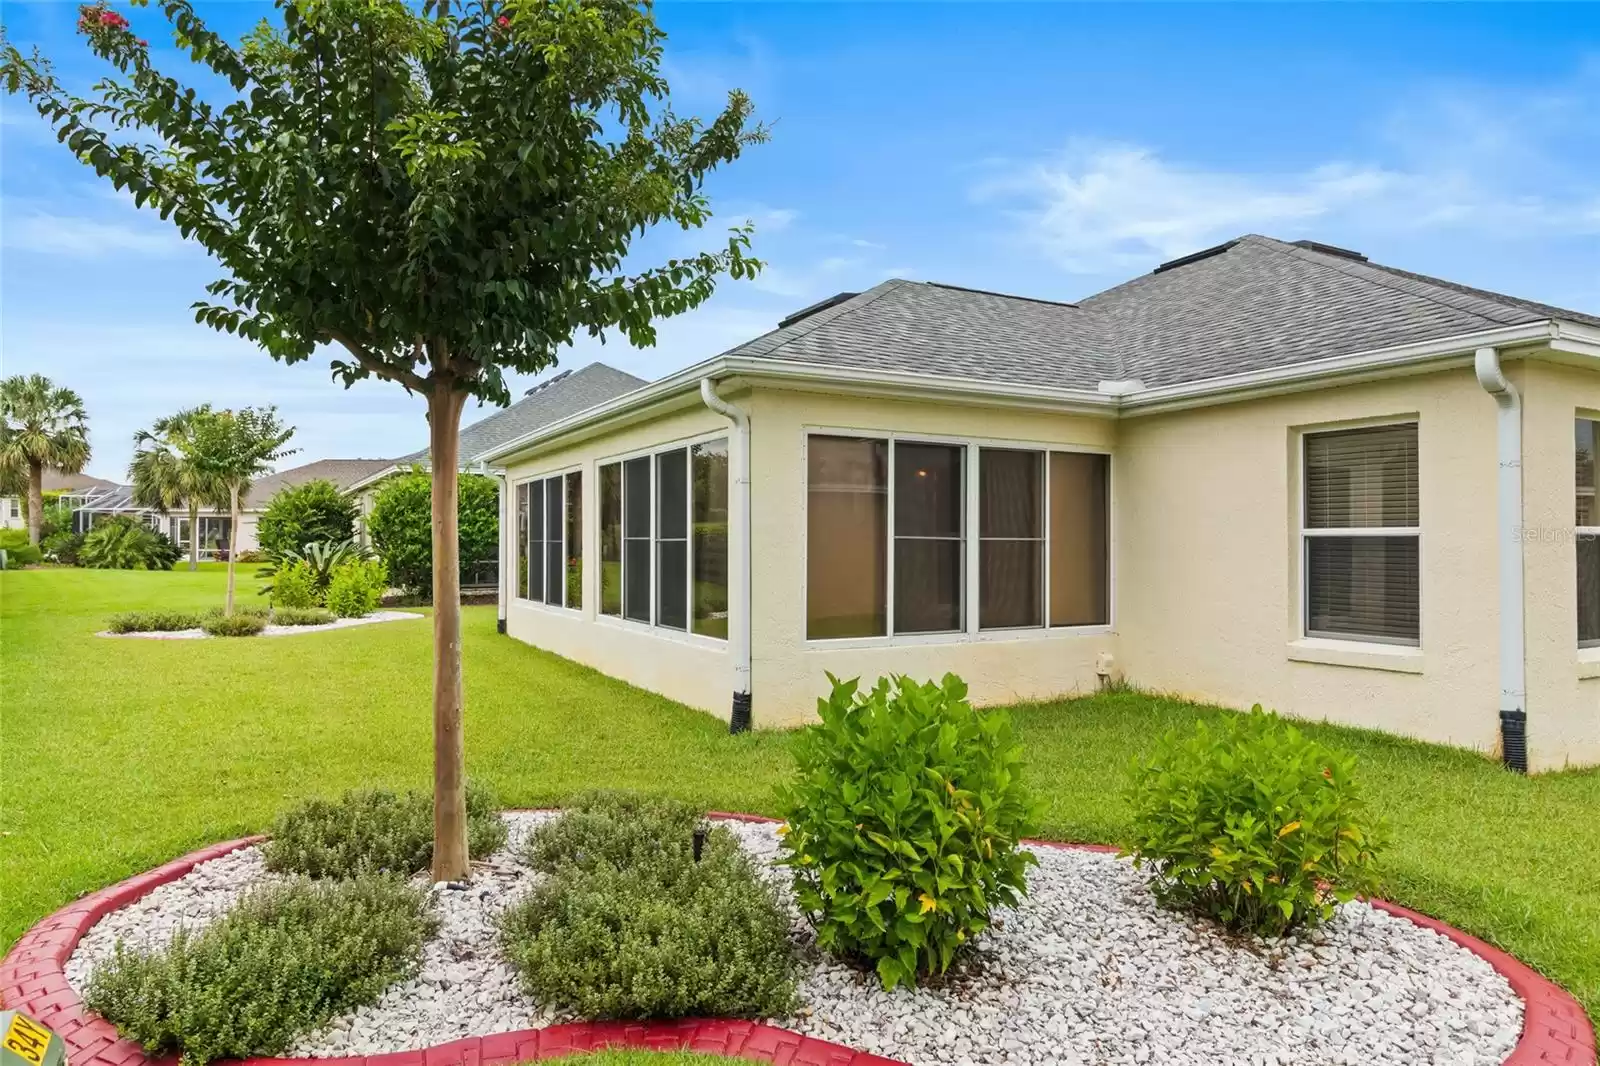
[{"left": 1, "top": 816, "right": 1591, "bottom": 1066}]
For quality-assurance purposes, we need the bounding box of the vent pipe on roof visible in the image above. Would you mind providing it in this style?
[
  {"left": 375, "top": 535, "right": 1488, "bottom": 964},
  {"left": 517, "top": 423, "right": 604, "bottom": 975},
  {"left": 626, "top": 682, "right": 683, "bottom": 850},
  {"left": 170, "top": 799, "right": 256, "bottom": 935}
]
[
  {"left": 1474, "top": 347, "right": 1528, "bottom": 773},
  {"left": 700, "top": 378, "right": 753, "bottom": 734}
]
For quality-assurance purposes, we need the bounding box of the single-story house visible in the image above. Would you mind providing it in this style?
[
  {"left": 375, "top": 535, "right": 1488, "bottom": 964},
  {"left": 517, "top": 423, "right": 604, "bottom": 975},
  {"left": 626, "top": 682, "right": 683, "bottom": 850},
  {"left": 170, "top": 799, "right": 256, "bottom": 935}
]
[
  {"left": 1, "top": 470, "right": 117, "bottom": 531},
  {"left": 483, "top": 234, "right": 1600, "bottom": 773}
]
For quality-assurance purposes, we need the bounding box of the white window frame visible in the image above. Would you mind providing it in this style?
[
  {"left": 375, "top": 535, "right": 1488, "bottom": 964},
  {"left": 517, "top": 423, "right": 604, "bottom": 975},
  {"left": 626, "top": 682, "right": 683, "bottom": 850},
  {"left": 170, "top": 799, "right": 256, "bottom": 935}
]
[
  {"left": 802, "top": 426, "right": 1115, "bottom": 649},
  {"left": 594, "top": 429, "right": 731, "bottom": 647},
  {"left": 1297, "top": 417, "right": 1423, "bottom": 648},
  {"left": 1577, "top": 416, "right": 1599, "bottom": 651},
  {"left": 511, "top": 463, "right": 583, "bottom": 615}
]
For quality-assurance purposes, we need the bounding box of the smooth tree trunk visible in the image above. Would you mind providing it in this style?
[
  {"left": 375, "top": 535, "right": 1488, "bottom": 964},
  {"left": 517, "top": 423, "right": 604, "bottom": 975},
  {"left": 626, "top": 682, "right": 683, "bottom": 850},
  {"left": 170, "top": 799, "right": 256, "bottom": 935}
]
[
  {"left": 224, "top": 483, "right": 240, "bottom": 615},
  {"left": 188, "top": 501, "right": 200, "bottom": 572},
  {"left": 428, "top": 384, "right": 470, "bottom": 883},
  {"left": 27, "top": 460, "right": 43, "bottom": 546}
]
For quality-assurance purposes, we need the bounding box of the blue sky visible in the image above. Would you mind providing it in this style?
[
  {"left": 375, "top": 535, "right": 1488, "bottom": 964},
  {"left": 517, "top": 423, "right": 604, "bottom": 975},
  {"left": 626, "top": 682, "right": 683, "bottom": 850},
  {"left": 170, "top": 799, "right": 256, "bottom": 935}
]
[{"left": 3, "top": 3, "right": 1597, "bottom": 480}]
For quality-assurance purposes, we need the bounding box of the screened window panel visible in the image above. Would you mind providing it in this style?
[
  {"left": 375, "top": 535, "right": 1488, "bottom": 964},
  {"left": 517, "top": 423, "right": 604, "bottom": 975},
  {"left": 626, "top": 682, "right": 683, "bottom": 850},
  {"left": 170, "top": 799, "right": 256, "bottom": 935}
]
[
  {"left": 653, "top": 450, "right": 688, "bottom": 630},
  {"left": 895, "top": 538, "right": 963, "bottom": 633},
  {"left": 806, "top": 436, "right": 888, "bottom": 639},
  {"left": 980, "top": 449, "right": 1043, "bottom": 630},
  {"left": 623, "top": 457, "right": 651, "bottom": 623},
  {"left": 894, "top": 442, "right": 964, "bottom": 633},
  {"left": 565, "top": 471, "right": 582, "bottom": 611},
  {"left": 1306, "top": 536, "right": 1420, "bottom": 645},
  {"left": 527, "top": 484, "right": 544, "bottom": 603},
  {"left": 516, "top": 483, "right": 530, "bottom": 599},
  {"left": 1580, "top": 534, "right": 1599, "bottom": 648},
  {"left": 1049, "top": 452, "right": 1110, "bottom": 627},
  {"left": 657, "top": 449, "right": 688, "bottom": 539},
  {"left": 692, "top": 439, "right": 729, "bottom": 638},
  {"left": 600, "top": 463, "right": 622, "bottom": 616},
  {"left": 1578, "top": 419, "right": 1596, "bottom": 527},
  {"left": 894, "top": 442, "right": 963, "bottom": 537},
  {"left": 1305, "top": 424, "right": 1419, "bottom": 529},
  {"left": 545, "top": 478, "right": 563, "bottom": 606},
  {"left": 657, "top": 541, "right": 688, "bottom": 630}
]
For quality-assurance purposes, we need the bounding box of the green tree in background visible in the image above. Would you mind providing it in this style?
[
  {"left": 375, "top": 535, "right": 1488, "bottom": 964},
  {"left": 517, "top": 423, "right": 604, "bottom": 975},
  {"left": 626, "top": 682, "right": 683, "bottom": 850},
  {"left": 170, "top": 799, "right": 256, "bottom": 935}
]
[
  {"left": 0, "top": 374, "right": 91, "bottom": 546},
  {"left": 367, "top": 469, "right": 498, "bottom": 597},
  {"left": 257, "top": 479, "right": 359, "bottom": 559},
  {"left": 130, "top": 406, "right": 230, "bottom": 572},
  {"left": 2, "top": 0, "right": 765, "bottom": 881}
]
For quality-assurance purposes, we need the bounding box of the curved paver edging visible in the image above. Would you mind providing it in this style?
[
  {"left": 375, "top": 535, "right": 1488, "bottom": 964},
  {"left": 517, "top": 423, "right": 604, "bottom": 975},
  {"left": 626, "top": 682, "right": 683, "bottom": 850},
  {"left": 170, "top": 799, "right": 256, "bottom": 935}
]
[{"left": 2, "top": 818, "right": 1591, "bottom": 1066}]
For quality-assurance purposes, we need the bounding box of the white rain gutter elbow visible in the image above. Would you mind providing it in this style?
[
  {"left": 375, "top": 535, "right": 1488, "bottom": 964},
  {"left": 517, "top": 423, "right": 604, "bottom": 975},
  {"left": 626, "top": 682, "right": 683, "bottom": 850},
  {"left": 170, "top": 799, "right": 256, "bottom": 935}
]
[
  {"left": 700, "top": 378, "right": 753, "bottom": 733},
  {"left": 1474, "top": 347, "right": 1528, "bottom": 772}
]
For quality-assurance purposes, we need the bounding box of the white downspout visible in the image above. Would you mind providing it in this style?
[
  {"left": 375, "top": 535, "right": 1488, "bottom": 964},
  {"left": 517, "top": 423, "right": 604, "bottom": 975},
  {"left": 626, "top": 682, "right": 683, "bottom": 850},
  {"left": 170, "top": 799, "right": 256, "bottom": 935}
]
[
  {"left": 700, "top": 378, "right": 753, "bottom": 732},
  {"left": 482, "top": 461, "right": 507, "bottom": 636},
  {"left": 1474, "top": 347, "right": 1528, "bottom": 772}
]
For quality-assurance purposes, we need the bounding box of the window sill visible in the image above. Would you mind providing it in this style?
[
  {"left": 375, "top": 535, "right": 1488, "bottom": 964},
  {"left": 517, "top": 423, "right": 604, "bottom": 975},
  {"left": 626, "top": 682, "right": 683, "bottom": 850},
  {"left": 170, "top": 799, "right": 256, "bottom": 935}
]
[
  {"left": 1287, "top": 638, "right": 1424, "bottom": 675},
  {"left": 1579, "top": 648, "right": 1600, "bottom": 680},
  {"left": 593, "top": 612, "right": 730, "bottom": 652},
  {"left": 807, "top": 625, "right": 1113, "bottom": 651}
]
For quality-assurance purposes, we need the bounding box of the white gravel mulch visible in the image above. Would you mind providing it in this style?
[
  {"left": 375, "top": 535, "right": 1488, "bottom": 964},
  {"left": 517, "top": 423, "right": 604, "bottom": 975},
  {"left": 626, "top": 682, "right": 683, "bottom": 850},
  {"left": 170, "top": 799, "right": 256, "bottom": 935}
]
[
  {"left": 63, "top": 812, "right": 1523, "bottom": 1066},
  {"left": 97, "top": 610, "right": 424, "bottom": 640}
]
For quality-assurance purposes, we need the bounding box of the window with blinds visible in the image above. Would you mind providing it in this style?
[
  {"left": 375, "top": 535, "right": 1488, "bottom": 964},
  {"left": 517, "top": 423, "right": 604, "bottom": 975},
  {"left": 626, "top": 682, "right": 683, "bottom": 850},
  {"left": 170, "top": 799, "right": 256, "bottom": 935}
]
[
  {"left": 1302, "top": 423, "right": 1420, "bottom": 645},
  {"left": 1577, "top": 419, "right": 1598, "bottom": 648}
]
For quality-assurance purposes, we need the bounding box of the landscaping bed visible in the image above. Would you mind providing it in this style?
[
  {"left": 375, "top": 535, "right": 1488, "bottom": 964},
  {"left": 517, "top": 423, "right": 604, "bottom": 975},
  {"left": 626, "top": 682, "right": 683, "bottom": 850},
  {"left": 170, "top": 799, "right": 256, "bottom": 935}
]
[
  {"left": 51, "top": 811, "right": 1530, "bottom": 1066},
  {"left": 97, "top": 610, "right": 423, "bottom": 639}
]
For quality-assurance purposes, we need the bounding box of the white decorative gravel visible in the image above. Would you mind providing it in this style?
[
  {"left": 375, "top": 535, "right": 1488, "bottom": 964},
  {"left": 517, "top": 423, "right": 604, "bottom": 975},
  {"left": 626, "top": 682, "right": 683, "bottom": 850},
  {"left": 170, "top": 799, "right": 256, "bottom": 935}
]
[
  {"left": 64, "top": 813, "right": 1524, "bottom": 1066},
  {"left": 98, "top": 610, "right": 424, "bottom": 640}
]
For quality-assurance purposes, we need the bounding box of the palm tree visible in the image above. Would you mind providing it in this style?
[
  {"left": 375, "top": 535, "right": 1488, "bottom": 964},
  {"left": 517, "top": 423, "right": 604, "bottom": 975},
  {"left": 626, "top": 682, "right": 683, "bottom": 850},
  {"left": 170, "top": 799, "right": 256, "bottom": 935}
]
[
  {"left": 183, "top": 407, "right": 295, "bottom": 614},
  {"left": 0, "top": 375, "right": 91, "bottom": 546},
  {"left": 129, "top": 406, "right": 228, "bottom": 572}
]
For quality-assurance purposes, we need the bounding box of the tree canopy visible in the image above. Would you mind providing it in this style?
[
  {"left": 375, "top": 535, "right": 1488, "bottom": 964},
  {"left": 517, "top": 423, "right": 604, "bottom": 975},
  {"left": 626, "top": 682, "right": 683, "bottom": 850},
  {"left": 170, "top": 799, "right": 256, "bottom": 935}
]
[
  {"left": 0, "top": 374, "right": 92, "bottom": 545},
  {"left": 130, "top": 405, "right": 230, "bottom": 570},
  {"left": 256, "top": 478, "right": 360, "bottom": 559},
  {"left": 367, "top": 468, "right": 498, "bottom": 595}
]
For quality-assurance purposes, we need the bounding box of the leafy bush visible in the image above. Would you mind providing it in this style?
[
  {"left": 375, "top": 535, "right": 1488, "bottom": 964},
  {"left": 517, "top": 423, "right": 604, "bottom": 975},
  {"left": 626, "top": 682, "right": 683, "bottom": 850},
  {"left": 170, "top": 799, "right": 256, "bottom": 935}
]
[
  {"left": 80, "top": 516, "right": 182, "bottom": 570},
  {"left": 201, "top": 612, "right": 267, "bottom": 637},
  {"left": 270, "top": 606, "right": 334, "bottom": 627},
  {"left": 778, "top": 673, "right": 1039, "bottom": 990},
  {"left": 519, "top": 790, "right": 703, "bottom": 875},
  {"left": 500, "top": 799, "right": 797, "bottom": 1020},
  {"left": 41, "top": 529, "right": 84, "bottom": 565},
  {"left": 325, "top": 558, "right": 387, "bottom": 618},
  {"left": 38, "top": 499, "right": 76, "bottom": 540},
  {"left": 263, "top": 782, "right": 507, "bottom": 878},
  {"left": 256, "top": 478, "right": 358, "bottom": 560},
  {"left": 204, "top": 604, "right": 270, "bottom": 620},
  {"left": 270, "top": 559, "right": 319, "bottom": 609},
  {"left": 367, "top": 468, "right": 498, "bottom": 596},
  {"left": 84, "top": 875, "right": 435, "bottom": 1066},
  {"left": 107, "top": 610, "right": 202, "bottom": 634},
  {"left": 1123, "top": 708, "right": 1387, "bottom": 937},
  {"left": 257, "top": 537, "right": 368, "bottom": 600},
  {"left": 0, "top": 529, "right": 43, "bottom": 566}
]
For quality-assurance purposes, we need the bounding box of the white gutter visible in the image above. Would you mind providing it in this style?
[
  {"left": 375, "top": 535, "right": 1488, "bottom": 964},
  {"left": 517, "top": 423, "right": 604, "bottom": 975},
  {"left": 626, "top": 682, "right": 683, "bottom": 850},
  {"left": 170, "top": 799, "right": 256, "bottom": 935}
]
[
  {"left": 700, "top": 378, "right": 753, "bottom": 733},
  {"left": 1474, "top": 347, "right": 1528, "bottom": 773}
]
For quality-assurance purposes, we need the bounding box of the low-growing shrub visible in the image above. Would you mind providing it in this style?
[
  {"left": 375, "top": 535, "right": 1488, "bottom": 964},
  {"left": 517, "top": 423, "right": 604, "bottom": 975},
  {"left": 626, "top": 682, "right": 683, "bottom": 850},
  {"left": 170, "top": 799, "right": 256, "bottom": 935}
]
[
  {"left": 500, "top": 802, "right": 797, "bottom": 1020},
  {"left": 324, "top": 558, "right": 387, "bottom": 618},
  {"left": 233, "top": 549, "right": 264, "bottom": 564},
  {"left": 778, "top": 673, "right": 1039, "bottom": 990},
  {"left": 263, "top": 782, "right": 507, "bottom": 878},
  {"left": 1123, "top": 707, "right": 1387, "bottom": 937},
  {"left": 107, "top": 610, "right": 202, "bottom": 634},
  {"left": 1, "top": 528, "right": 44, "bottom": 566},
  {"left": 84, "top": 875, "right": 435, "bottom": 1066},
  {"left": 520, "top": 790, "right": 702, "bottom": 875},
  {"left": 41, "top": 530, "right": 84, "bottom": 565},
  {"left": 270, "top": 559, "right": 319, "bottom": 609},
  {"left": 270, "top": 606, "right": 335, "bottom": 627},
  {"left": 201, "top": 612, "right": 267, "bottom": 637}
]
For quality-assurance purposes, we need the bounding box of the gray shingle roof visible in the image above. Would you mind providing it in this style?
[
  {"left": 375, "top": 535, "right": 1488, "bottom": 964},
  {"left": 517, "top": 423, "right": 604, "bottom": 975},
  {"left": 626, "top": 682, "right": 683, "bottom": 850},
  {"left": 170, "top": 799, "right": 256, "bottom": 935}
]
[
  {"left": 724, "top": 234, "right": 1598, "bottom": 392},
  {"left": 402, "top": 362, "right": 646, "bottom": 466},
  {"left": 246, "top": 458, "right": 399, "bottom": 506}
]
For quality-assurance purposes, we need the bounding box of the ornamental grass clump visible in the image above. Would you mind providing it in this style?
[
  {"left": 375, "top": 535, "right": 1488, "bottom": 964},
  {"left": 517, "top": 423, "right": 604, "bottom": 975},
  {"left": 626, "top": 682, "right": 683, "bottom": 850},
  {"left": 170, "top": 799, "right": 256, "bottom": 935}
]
[
  {"left": 107, "top": 610, "right": 202, "bottom": 633},
  {"left": 84, "top": 875, "right": 435, "bottom": 1066},
  {"left": 263, "top": 782, "right": 506, "bottom": 878},
  {"left": 500, "top": 794, "right": 797, "bottom": 1020},
  {"left": 1123, "top": 707, "right": 1387, "bottom": 937},
  {"left": 199, "top": 612, "right": 266, "bottom": 637},
  {"left": 778, "top": 673, "right": 1040, "bottom": 990}
]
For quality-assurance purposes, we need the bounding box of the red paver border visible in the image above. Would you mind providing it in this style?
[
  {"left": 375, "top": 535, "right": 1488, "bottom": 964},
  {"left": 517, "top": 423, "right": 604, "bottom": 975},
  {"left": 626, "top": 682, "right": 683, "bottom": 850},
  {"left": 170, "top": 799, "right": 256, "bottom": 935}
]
[{"left": 2, "top": 818, "right": 1591, "bottom": 1066}]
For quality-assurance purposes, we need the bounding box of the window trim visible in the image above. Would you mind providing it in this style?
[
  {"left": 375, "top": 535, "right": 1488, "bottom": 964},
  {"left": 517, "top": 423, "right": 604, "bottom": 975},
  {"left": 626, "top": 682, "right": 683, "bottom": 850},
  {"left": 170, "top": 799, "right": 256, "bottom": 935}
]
[
  {"left": 801, "top": 425, "right": 1114, "bottom": 649},
  {"left": 510, "top": 462, "right": 583, "bottom": 616},
  {"left": 1297, "top": 417, "right": 1423, "bottom": 648},
  {"left": 593, "top": 429, "right": 732, "bottom": 645},
  {"left": 1578, "top": 415, "right": 1599, "bottom": 651}
]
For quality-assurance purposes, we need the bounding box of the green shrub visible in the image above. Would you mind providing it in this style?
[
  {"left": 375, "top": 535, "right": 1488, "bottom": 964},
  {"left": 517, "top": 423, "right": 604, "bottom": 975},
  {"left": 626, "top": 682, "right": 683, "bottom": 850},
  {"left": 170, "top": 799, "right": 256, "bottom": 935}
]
[
  {"left": 0, "top": 528, "right": 44, "bottom": 566},
  {"left": 256, "top": 479, "right": 358, "bottom": 560},
  {"left": 257, "top": 538, "right": 367, "bottom": 601},
  {"left": 107, "top": 610, "right": 203, "bottom": 634},
  {"left": 201, "top": 612, "right": 267, "bottom": 637},
  {"left": 324, "top": 558, "right": 387, "bottom": 618},
  {"left": 500, "top": 802, "right": 797, "bottom": 1020},
  {"left": 80, "top": 516, "right": 182, "bottom": 570},
  {"left": 520, "top": 790, "right": 703, "bottom": 875},
  {"left": 1123, "top": 707, "right": 1387, "bottom": 937},
  {"left": 41, "top": 529, "right": 84, "bottom": 565},
  {"left": 84, "top": 875, "right": 435, "bottom": 1066},
  {"left": 368, "top": 468, "right": 499, "bottom": 596},
  {"left": 778, "top": 673, "right": 1039, "bottom": 990},
  {"left": 38, "top": 500, "right": 76, "bottom": 540},
  {"left": 270, "top": 559, "right": 319, "bottom": 609},
  {"left": 270, "top": 606, "right": 335, "bottom": 627},
  {"left": 263, "top": 782, "right": 507, "bottom": 878},
  {"left": 233, "top": 549, "right": 264, "bottom": 564}
]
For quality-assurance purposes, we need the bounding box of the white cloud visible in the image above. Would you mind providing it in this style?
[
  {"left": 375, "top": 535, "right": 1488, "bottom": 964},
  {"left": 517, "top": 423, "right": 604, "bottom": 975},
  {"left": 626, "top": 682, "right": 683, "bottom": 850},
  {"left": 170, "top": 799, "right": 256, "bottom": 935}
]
[{"left": 4, "top": 210, "right": 191, "bottom": 259}]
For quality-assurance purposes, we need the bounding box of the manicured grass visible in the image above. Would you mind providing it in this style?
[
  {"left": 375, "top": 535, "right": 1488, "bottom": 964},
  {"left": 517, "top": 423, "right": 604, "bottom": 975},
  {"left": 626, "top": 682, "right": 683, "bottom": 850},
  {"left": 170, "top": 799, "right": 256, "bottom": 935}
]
[{"left": 2, "top": 566, "right": 1597, "bottom": 1023}]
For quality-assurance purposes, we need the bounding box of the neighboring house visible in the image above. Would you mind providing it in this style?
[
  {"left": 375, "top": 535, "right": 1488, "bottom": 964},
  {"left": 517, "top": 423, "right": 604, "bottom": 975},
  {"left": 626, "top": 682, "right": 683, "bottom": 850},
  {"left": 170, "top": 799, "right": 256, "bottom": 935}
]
[
  {"left": 483, "top": 234, "right": 1600, "bottom": 772},
  {"left": 1, "top": 471, "right": 116, "bottom": 530}
]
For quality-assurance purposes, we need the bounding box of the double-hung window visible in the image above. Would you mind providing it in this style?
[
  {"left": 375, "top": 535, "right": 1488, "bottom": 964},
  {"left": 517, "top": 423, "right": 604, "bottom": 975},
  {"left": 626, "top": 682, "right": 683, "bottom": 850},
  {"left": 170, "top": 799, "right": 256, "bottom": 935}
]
[
  {"left": 805, "top": 433, "right": 1111, "bottom": 640},
  {"left": 1302, "top": 423, "right": 1420, "bottom": 646},
  {"left": 1577, "top": 418, "right": 1598, "bottom": 649},
  {"left": 515, "top": 471, "right": 582, "bottom": 609},
  {"left": 597, "top": 439, "right": 729, "bottom": 638}
]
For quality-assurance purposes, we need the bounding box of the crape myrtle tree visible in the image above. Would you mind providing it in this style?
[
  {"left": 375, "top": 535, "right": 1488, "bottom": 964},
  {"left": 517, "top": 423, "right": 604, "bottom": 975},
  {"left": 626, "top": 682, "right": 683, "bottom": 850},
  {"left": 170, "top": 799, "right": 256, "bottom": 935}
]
[
  {"left": 1, "top": 0, "right": 766, "bottom": 879},
  {"left": 130, "top": 405, "right": 230, "bottom": 572}
]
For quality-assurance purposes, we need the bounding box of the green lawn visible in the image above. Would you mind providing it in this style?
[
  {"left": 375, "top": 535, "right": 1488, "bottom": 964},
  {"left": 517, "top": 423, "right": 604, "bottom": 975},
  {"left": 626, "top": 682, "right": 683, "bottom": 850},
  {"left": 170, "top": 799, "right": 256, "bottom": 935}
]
[{"left": 2, "top": 566, "right": 1597, "bottom": 1023}]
